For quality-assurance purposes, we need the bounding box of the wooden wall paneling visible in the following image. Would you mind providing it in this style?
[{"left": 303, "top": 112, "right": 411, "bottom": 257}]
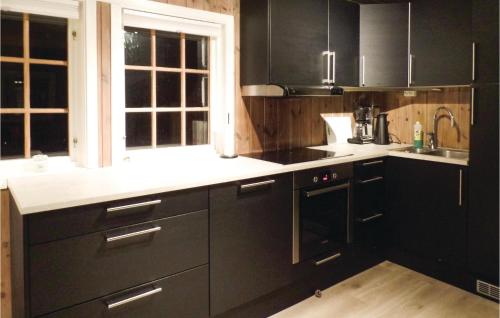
[
  {"left": 298, "top": 98, "right": 313, "bottom": 148},
  {"left": 1, "top": 190, "right": 12, "bottom": 318},
  {"left": 263, "top": 98, "right": 278, "bottom": 151},
  {"left": 310, "top": 98, "right": 326, "bottom": 146},
  {"left": 236, "top": 97, "right": 251, "bottom": 154},
  {"left": 248, "top": 97, "right": 265, "bottom": 153}
]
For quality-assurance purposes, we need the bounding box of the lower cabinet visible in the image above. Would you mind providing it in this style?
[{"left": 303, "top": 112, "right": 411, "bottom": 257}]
[
  {"left": 209, "top": 174, "right": 293, "bottom": 317},
  {"left": 41, "top": 265, "right": 209, "bottom": 318},
  {"left": 386, "top": 158, "right": 467, "bottom": 268}
]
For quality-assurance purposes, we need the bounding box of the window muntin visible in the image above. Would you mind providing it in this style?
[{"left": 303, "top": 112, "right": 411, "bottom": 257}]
[
  {"left": 124, "top": 26, "right": 209, "bottom": 150},
  {"left": 0, "top": 12, "right": 70, "bottom": 159}
]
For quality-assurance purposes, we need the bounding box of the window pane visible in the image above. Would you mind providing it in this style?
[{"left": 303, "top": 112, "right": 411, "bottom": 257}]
[
  {"left": 125, "top": 70, "right": 151, "bottom": 108},
  {"left": 157, "top": 112, "right": 181, "bottom": 146},
  {"left": 185, "top": 35, "right": 208, "bottom": 70},
  {"left": 186, "top": 112, "right": 208, "bottom": 145},
  {"left": 126, "top": 112, "right": 151, "bottom": 148},
  {"left": 1, "top": 62, "right": 24, "bottom": 108},
  {"left": 1, "top": 11, "right": 23, "bottom": 57},
  {"left": 31, "top": 114, "right": 68, "bottom": 156},
  {"left": 30, "top": 15, "right": 67, "bottom": 60},
  {"left": 30, "top": 64, "right": 68, "bottom": 108},
  {"left": 186, "top": 74, "right": 208, "bottom": 107},
  {"left": 1, "top": 114, "right": 24, "bottom": 159},
  {"left": 156, "top": 31, "right": 180, "bottom": 68},
  {"left": 124, "top": 27, "right": 151, "bottom": 66},
  {"left": 156, "top": 72, "right": 180, "bottom": 107}
]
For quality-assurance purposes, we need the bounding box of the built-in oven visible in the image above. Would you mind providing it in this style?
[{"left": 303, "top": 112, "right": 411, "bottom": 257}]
[{"left": 292, "top": 163, "right": 353, "bottom": 265}]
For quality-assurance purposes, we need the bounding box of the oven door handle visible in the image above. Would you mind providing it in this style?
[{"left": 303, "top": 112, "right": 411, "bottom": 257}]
[{"left": 304, "top": 182, "right": 349, "bottom": 198}]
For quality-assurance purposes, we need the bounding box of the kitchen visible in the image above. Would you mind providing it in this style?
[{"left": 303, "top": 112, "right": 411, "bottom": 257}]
[{"left": 0, "top": 0, "right": 498, "bottom": 317}]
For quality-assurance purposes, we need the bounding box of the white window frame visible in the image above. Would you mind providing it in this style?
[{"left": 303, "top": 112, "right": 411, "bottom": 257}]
[
  {"left": 0, "top": 0, "right": 100, "bottom": 169},
  {"left": 109, "top": 0, "right": 235, "bottom": 165}
]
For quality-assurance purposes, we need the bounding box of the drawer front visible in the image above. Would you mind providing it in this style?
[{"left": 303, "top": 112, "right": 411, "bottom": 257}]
[
  {"left": 28, "top": 187, "right": 208, "bottom": 244},
  {"left": 355, "top": 179, "right": 385, "bottom": 219},
  {"left": 354, "top": 158, "right": 385, "bottom": 181},
  {"left": 41, "top": 265, "right": 209, "bottom": 318},
  {"left": 29, "top": 210, "right": 208, "bottom": 317}
]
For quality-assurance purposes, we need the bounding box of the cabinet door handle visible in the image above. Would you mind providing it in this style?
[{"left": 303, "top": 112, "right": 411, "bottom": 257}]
[
  {"left": 358, "top": 176, "right": 384, "bottom": 184},
  {"left": 331, "top": 51, "right": 336, "bottom": 84},
  {"left": 357, "top": 213, "right": 384, "bottom": 223},
  {"left": 361, "top": 56, "right": 366, "bottom": 86},
  {"left": 471, "top": 87, "right": 475, "bottom": 126},
  {"left": 304, "top": 182, "right": 349, "bottom": 198},
  {"left": 322, "top": 51, "right": 331, "bottom": 84},
  {"left": 106, "top": 226, "right": 162, "bottom": 243},
  {"left": 315, "top": 252, "right": 341, "bottom": 266},
  {"left": 361, "top": 160, "right": 384, "bottom": 166},
  {"left": 107, "top": 287, "right": 162, "bottom": 309},
  {"left": 240, "top": 179, "right": 275, "bottom": 191},
  {"left": 107, "top": 199, "right": 162, "bottom": 213},
  {"left": 472, "top": 42, "right": 476, "bottom": 81},
  {"left": 459, "top": 169, "right": 463, "bottom": 206},
  {"left": 408, "top": 54, "right": 414, "bottom": 86}
]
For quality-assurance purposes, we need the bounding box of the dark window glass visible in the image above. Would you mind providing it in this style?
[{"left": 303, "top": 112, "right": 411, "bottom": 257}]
[
  {"left": 156, "top": 31, "right": 180, "bottom": 68},
  {"left": 29, "top": 15, "right": 67, "bottom": 60},
  {"left": 156, "top": 72, "right": 180, "bottom": 107},
  {"left": 1, "top": 114, "right": 24, "bottom": 159},
  {"left": 30, "top": 64, "right": 68, "bottom": 108},
  {"left": 186, "top": 112, "right": 208, "bottom": 145},
  {"left": 185, "top": 35, "right": 208, "bottom": 70},
  {"left": 125, "top": 70, "right": 151, "bottom": 108},
  {"left": 31, "top": 114, "right": 68, "bottom": 156},
  {"left": 186, "top": 74, "right": 208, "bottom": 107},
  {"left": 126, "top": 112, "right": 151, "bottom": 148},
  {"left": 124, "top": 27, "right": 151, "bottom": 66},
  {"left": 1, "top": 12, "right": 23, "bottom": 57},
  {"left": 1, "top": 62, "right": 24, "bottom": 108},
  {"left": 157, "top": 112, "right": 181, "bottom": 146}
]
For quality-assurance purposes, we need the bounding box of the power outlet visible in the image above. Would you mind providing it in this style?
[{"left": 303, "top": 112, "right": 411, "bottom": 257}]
[{"left": 404, "top": 90, "right": 417, "bottom": 97}]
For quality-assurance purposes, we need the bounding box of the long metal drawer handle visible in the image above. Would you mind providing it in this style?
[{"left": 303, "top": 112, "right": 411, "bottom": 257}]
[
  {"left": 361, "top": 160, "right": 384, "bottom": 166},
  {"left": 107, "top": 199, "right": 162, "bottom": 213},
  {"left": 106, "top": 226, "right": 162, "bottom": 243},
  {"left": 240, "top": 179, "right": 276, "bottom": 190},
  {"left": 472, "top": 42, "right": 476, "bottom": 81},
  {"left": 107, "top": 287, "right": 162, "bottom": 309},
  {"left": 315, "top": 252, "right": 341, "bottom": 266},
  {"left": 304, "top": 182, "right": 349, "bottom": 198},
  {"left": 459, "top": 169, "right": 463, "bottom": 207},
  {"left": 358, "top": 176, "right": 384, "bottom": 184},
  {"left": 357, "top": 213, "right": 384, "bottom": 223}
]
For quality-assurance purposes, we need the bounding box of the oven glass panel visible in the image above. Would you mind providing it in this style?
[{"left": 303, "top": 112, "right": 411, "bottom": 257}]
[{"left": 299, "top": 185, "right": 348, "bottom": 262}]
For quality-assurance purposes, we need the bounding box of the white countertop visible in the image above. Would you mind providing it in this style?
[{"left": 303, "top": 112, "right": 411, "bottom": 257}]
[{"left": 7, "top": 143, "right": 468, "bottom": 215}]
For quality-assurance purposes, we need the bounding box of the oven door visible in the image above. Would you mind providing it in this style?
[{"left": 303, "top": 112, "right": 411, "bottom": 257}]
[{"left": 293, "top": 181, "right": 350, "bottom": 264}]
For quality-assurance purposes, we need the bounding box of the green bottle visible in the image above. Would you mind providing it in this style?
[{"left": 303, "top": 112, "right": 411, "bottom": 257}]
[{"left": 414, "top": 121, "right": 423, "bottom": 148}]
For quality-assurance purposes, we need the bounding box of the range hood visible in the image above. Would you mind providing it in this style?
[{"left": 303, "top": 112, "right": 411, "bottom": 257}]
[{"left": 241, "top": 85, "right": 344, "bottom": 97}]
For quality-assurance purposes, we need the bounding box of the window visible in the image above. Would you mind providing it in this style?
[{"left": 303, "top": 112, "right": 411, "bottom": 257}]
[
  {"left": 0, "top": 11, "right": 70, "bottom": 159},
  {"left": 124, "top": 27, "right": 210, "bottom": 149}
]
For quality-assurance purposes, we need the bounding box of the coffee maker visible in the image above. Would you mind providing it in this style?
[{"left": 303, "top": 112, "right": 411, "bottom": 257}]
[{"left": 348, "top": 106, "right": 377, "bottom": 144}]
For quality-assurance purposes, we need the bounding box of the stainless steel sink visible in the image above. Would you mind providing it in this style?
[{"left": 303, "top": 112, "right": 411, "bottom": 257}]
[{"left": 395, "top": 147, "right": 469, "bottom": 160}]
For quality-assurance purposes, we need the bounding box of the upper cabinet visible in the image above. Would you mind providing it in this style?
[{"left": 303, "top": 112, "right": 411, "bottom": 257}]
[
  {"left": 240, "top": 0, "right": 359, "bottom": 87},
  {"left": 472, "top": 0, "right": 499, "bottom": 84},
  {"left": 410, "top": 0, "right": 472, "bottom": 86},
  {"left": 359, "top": 3, "right": 409, "bottom": 87}
]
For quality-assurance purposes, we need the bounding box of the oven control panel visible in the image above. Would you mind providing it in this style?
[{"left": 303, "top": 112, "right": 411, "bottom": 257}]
[
  {"left": 294, "top": 163, "right": 353, "bottom": 189},
  {"left": 312, "top": 172, "right": 339, "bottom": 184}
]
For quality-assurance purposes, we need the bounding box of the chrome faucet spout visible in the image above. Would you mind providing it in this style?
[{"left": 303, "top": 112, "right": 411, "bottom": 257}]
[{"left": 432, "top": 106, "right": 456, "bottom": 148}]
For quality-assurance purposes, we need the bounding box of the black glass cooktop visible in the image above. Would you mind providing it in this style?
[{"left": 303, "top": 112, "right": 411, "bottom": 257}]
[{"left": 242, "top": 148, "right": 353, "bottom": 165}]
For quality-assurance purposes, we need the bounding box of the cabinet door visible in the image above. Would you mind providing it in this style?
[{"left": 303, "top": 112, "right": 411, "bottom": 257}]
[
  {"left": 386, "top": 158, "right": 466, "bottom": 267},
  {"left": 472, "top": 0, "right": 499, "bottom": 84},
  {"left": 270, "top": 0, "right": 329, "bottom": 85},
  {"left": 210, "top": 174, "right": 293, "bottom": 316},
  {"left": 410, "top": 0, "right": 472, "bottom": 86},
  {"left": 359, "top": 3, "right": 409, "bottom": 87},
  {"left": 468, "top": 84, "right": 499, "bottom": 283},
  {"left": 330, "top": 0, "right": 359, "bottom": 86}
]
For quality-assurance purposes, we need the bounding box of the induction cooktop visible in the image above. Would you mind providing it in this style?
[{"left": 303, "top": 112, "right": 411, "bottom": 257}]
[{"left": 242, "top": 148, "right": 353, "bottom": 165}]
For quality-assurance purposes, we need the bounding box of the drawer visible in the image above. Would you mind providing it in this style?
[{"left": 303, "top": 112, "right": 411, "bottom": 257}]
[
  {"left": 41, "top": 265, "right": 209, "bottom": 318},
  {"left": 354, "top": 180, "right": 385, "bottom": 219},
  {"left": 28, "top": 187, "right": 208, "bottom": 244},
  {"left": 29, "top": 210, "right": 208, "bottom": 317},
  {"left": 354, "top": 158, "right": 385, "bottom": 181}
]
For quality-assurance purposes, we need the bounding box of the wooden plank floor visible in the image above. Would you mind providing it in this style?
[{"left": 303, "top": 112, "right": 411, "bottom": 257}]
[{"left": 272, "top": 261, "right": 499, "bottom": 318}]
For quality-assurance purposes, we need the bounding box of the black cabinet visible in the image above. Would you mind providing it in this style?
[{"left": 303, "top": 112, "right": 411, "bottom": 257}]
[
  {"left": 353, "top": 159, "right": 386, "bottom": 250},
  {"left": 468, "top": 84, "right": 499, "bottom": 284},
  {"left": 241, "top": 0, "right": 359, "bottom": 87},
  {"left": 409, "top": 0, "right": 472, "bottom": 86},
  {"left": 472, "top": 0, "right": 499, "bottom": 84},
  {"left": 359, "top": 3, "right": 409, "bottom": 87},
  {"left": 386, "top": 158, "right": 467, "bottom": 268},
  {"left": 210, "top": 174, "right": 293, "bottom": 316}
]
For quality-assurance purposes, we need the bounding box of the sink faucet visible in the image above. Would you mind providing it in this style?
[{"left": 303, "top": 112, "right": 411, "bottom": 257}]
[{"left": 430, "top": 106, "right": 455, "bottom": 150}]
